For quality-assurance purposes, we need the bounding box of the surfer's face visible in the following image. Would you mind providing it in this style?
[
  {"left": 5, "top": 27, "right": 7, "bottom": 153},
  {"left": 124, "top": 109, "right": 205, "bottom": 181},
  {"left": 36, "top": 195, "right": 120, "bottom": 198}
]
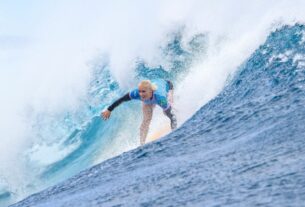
[{"left": 138, "top": 85, "right": 153, "bottom": 100}]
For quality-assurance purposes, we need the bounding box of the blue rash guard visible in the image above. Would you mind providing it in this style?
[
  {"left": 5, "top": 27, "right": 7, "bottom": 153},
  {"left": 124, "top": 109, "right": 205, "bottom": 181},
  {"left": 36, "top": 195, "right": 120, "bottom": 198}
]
[
  {"left": 106, "top": 79, "right": 177, "bottom": 129},
  {"left": 129, "top": 79, "right": 171, "bottom": 111}
]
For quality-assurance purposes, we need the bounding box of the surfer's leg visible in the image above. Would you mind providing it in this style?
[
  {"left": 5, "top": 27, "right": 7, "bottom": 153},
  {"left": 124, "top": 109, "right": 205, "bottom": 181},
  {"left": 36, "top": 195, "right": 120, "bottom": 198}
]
[
  {"left": 165, "top": 80, "right": 176, "bottom": 129},
  {"left": 164, "top": 107, "right": 177, "bottom": 130},
  {"left": 166, "top": 80, "right": 174, "bottom": 105},
  {"left": 140, "top": 104, "right": 154, "bottom": 145}
]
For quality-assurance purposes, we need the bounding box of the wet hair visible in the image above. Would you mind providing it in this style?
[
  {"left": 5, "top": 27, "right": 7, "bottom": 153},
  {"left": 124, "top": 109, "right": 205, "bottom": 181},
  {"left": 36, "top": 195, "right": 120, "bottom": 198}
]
[{"left": 138, "top": 80, "right": 157, "bottom": 91}]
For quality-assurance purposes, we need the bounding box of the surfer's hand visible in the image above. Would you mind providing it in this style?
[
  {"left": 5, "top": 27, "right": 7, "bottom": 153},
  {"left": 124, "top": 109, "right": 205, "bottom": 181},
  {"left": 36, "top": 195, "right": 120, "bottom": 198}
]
[{"left": 101, "top": 110, "right": 111, "bottom": 120}]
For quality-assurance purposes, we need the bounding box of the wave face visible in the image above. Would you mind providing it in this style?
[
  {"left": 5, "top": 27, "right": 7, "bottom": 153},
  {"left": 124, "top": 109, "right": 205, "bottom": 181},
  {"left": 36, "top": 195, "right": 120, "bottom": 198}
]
[
  {"left": 10, "top": 24, "right": 305, "bottom": 207},
  {"left": 1, "top": 29, "right": 206, "bottom": 206},
  {"left": 36, "top": 31, "right": 203, "bottom": 183}
]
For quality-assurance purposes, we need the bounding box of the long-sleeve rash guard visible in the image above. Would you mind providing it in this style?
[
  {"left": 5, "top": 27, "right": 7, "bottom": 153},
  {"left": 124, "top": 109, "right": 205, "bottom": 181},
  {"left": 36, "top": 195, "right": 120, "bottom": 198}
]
[
  {"left": 107, "top": 79, "right": 173, "bottom": 112},
  {"left": 107, "top": 79, "right": 177, "bottom": 129}
]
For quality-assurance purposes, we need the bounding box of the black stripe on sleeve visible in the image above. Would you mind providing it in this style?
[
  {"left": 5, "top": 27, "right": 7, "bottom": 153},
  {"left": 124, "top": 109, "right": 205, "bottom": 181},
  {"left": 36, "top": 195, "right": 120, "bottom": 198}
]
[{"left": 107, "top": 93, "right": 131, "bottom": 111}]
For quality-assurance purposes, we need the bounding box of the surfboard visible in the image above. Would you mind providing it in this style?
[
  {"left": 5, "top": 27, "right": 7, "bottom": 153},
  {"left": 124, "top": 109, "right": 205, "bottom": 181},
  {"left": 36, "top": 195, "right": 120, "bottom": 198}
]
[{"left": 146, "top": 125, "right": 171, "bottom": 142}]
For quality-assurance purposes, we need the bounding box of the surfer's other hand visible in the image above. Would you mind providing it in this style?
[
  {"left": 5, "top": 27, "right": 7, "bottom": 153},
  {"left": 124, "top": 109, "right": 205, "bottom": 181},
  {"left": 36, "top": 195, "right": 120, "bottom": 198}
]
[{"left": 101, "top": 110, "right": 111, "bottom": 120}]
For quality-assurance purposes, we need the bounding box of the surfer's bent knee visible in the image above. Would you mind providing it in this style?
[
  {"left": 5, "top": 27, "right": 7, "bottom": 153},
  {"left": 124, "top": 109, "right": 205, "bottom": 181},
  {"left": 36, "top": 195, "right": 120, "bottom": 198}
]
[{"left": 166, "top": 80, "right": 174, "bottom": 91}]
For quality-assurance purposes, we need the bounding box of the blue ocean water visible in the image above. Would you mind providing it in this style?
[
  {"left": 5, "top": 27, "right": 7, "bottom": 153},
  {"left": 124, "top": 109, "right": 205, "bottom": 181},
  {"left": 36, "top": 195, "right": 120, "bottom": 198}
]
[{"left": 8, "top": 24, "right": 305, "bottom": 206}]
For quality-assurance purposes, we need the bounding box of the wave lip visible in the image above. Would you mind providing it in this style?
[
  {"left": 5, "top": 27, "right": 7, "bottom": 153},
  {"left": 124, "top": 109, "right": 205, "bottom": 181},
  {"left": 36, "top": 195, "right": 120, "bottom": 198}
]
[{"left": 10, "top": 24, "right": 305, "bottom": 207}]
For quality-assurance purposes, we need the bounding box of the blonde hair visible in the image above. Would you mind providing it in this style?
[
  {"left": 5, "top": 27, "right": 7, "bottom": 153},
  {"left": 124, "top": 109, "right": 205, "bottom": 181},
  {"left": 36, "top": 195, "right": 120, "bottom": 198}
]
[{"left": 138, "top": 80, "right": 157, "bottom": 91}]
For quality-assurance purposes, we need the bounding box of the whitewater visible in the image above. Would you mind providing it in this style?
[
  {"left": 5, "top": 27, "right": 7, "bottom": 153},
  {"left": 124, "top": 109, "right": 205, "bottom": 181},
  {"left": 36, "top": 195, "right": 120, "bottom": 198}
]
[{"left": 1, "top": 1, "right": 305, "bottom": 206}]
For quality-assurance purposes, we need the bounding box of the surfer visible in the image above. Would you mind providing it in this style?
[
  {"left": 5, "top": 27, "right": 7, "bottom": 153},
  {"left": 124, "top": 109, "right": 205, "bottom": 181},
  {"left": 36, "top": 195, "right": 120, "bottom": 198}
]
[{"left": 101, "top": 79, "right": 177, "bottom": 145}]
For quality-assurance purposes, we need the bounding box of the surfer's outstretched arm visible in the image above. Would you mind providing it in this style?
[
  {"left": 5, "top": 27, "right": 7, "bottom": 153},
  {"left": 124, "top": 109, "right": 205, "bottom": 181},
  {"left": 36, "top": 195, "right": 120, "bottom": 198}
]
[
  {"left": 101, "top": 93, "right": 131, "bottom": 120},
  {"left": 140, "top": 104, "right": 154, "bottom": 145}
]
